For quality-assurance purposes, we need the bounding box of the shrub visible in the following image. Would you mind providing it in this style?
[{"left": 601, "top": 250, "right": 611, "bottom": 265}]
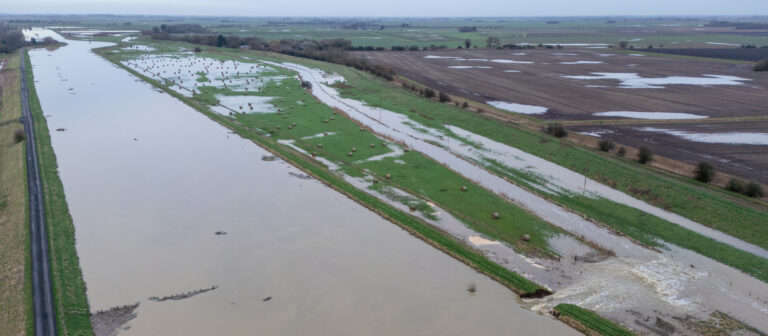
[
  {"left": 598, "top": 139, "right": 615, "bottom": 152},
  {"left": 545, "top": 123, "right": 567, "bottom": 138},
  {"left": 744, "top": 182, "right": 765, "bottom": 198},
  {"left": 755, "top": 57, "right": 768, "bottom": 72},
  {"left": 438, "top": 91, "right": 451, "bottom": 103},
  {"left": 617, "top": 147, "right": 626, "bottom": 157},
  {"left": 461, "top": 101, "right": 469, "bottom": 109},
  {"left": 301, "top": 80, "right": 313, "bottom": 89},
  {"left": 423, "top": 88, "right": 436, "bottom": 99},
  {"left": 726, "top": 178, "right": 744, "bottom": 193},
  {"left": 637, "top": 147, "right": 653, "bottom": 164},
  {"left": 193, "top": 47, "right": 202, "bottom": 53},
  {"left": 13, "top": 129, "right": 25, "bottom": 143},
  {"left": 694, "top": 162, "right": 716, "bottom": 183}
]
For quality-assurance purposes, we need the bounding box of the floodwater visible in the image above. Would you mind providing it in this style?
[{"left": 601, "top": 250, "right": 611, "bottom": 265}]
[
  {"left": 486, "top": 101, "right": 548, "bottom": 114},
  {"left": 638, "top": 127, "right": 768, "bottom": 145},
  {"left": 563, "top": 72, "right": 751, "bottom": 89},
  {"left": 269, "top": 60, "right": 768, "bottom": 333},
  {"left": 28, "top": 34, "right": 579, "bottom": 334},
  {"left": 593, "top": 111, "right": 708, "bottom": 119}
]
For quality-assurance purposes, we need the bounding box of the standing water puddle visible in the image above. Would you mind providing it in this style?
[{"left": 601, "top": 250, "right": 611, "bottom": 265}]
[{"left": 29, "top": 36, "right": 579, "bottom": 335}]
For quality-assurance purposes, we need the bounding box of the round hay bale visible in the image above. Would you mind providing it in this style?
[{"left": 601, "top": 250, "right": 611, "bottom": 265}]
[
  {"left": 369, "top": 143, "right": 375, "bottom": 148},
  {"left": 348, "top": 152, "right": 353, "bottom": 156},
  {"left": 317, "top": 143, "right": 323, "bottom": 148},
  {"left": 351, "top": 147, "right": 357, "bottom": 152},
  {"left": 385, "top": 174, "right": 391, "bottom": 179},
  {"left": 461, "top": 186, "right": 467, "bottom": 191},
  {"left": 492, "top": 212, "right": 500, "bottom": 219},
  {"left": 522, "top": 234, "right": 531, "bottom": 242}
]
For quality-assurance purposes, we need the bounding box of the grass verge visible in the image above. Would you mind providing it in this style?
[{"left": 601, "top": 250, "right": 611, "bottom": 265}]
[
  {"left": 553, "top": 304, "right": 637, "bottom": 336},
  {"left": 0, "top": 52, "right": 34, "bottom": 336},
  {"left": 24, "top": 50, "right": 93, "bottom": 336}
]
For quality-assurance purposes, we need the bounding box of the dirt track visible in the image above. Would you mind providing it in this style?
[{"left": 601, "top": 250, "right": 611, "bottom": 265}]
[{"left": 358, "top": 49, "right": 768, "bottom": 184}]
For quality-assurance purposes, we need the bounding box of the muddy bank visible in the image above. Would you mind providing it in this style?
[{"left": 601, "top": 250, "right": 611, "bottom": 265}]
[{"left": 91, "top": 303, "right": 139, "bottom": 336}]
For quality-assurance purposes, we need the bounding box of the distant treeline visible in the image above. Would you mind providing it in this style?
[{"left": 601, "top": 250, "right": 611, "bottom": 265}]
[
  {"left": 0, "top": 24, "right": 57, "bottom": 54},
  {"left": 144, "top": 28, "right": 397, "bottom": 80},
  {"left": 149, "top": 24, "right": 210, "bottom": 34},
  {"left": 706, "top": 20, "right": 768, "bottom": 30}
]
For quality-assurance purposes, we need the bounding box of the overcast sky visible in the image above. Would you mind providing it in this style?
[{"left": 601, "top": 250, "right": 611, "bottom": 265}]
[{"left": 4, "top": 0, "right": 768, "bottom": 17}]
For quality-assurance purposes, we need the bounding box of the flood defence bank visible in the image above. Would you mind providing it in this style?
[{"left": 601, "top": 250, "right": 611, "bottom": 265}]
[
  {"left": 98, "top": 37, "right": 768, "bottom": 334},
  {"left": 28, "top": 33, "right": 579, "bottom": 335}
]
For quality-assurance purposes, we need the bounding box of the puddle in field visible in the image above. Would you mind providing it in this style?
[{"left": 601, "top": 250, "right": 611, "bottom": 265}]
[
  {"left": 121, "top": 36, "right": 137, "bottom": 42},
  {"left": 563, "top": 72, "right": 751, "bottom": 89},
  {"left": 560, "top": 61, "right": 603, "bottom": 65},
  {"left": 424, "top": 55, "right": 461, "bottom": 59},
  {"left": 638, "top": 128, "right": 768, "bottom": 145},
  {"left": 30, "top": 31, "right": 580, "bottom": 336},
  {"left": 487, "top": 101, "right": 548, "bottom": 114},
  {"left": 448, "top": 65, "right": 492, "bottom": 69},
  {"left": 593, "top": 111, "right": 708, "bottom": 120},
  {"left": 490, "top": 59, "right": 535, "bottom": 64},
  {"left": 122, "top": 45, "right": 156, "bottom": 52},
  {"left": 269, "top": 59, "right": 768, "bottom": 334},
  {"left": 210, "top": 95, "right": 277, "bottom": 115}
]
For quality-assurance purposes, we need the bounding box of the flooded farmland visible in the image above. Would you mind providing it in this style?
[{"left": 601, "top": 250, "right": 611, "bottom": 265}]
[{"left": 28, "top": 36, "right": 580, "bottom": 335}]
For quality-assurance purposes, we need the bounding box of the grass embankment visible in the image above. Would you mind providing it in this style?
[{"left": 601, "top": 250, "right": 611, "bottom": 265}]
[
  {"left": 24, "top": 51, "right": 93, "bottom": 335},
  {"left": 0, "top": 53, "right": 34, "bottom": 336},
  {"left": 234, "top": 52, "right": 768, "bottom": 277},
  {"left": 109, "top": 43, "right": 768, "bottom": 282},
  {"left": 553, "top": 304, "right": 637, "bottom": 336},
  {"left": 98, "top": 47, "right": 551, "bottom": 296}
]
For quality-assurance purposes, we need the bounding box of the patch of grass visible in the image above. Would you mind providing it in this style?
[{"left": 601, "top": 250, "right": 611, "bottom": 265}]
[
  {"left": 267, "top": 52, "right": 768, "bottom": 251},
  {"left": 25, "top": 51, "right": 93, "bottom": 336},
  {"left": 553, "top": 304, "right": 637, "bottom": 336},
  {"left": 0, "top": 52, "right": 34, "bottom": 336},
  {"left": 98, "top": 47, "right": 552, "bottom": 296}
]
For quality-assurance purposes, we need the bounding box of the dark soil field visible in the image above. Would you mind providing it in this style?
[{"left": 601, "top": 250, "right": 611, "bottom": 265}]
[
  {"left": 358, "top": 48, "right": 768, "bottom": 183},
  {"left": 569, "top": 121, "right": 768, "bottom": 185},
  {"left": 650, "top": 48, "right": 768, "bottom": 61},
  {"left": 358, "top": 48, "right": 768, "bottom": 120}
]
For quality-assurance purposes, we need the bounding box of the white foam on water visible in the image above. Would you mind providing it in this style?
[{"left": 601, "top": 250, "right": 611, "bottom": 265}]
[
  {"left": 594, "top": 111, "right": 708, "bottom": 120},
  {"left": 503, "top": 70, "right": 521, "bottom": 73},
  {"left": 638, "top": 128, "right": 768, "bottom": 145},
  {"left": 487, "top": 101, "right": 548, "bottom": 114}
]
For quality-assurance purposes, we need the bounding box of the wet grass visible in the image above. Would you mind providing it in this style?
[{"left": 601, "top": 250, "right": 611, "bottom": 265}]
[
  {"left": 219, "top": 48, "right": 768, "bottom": 281},
  {"left": 553, "top": 304, "right": 637, "bottom": 336},
  {"left": 482, "top": 160, "right": 768, "bottom": 282},
  {"left": 0, "top": 52, "right": 34, "bottom": 336},
  {"left": 24, "top": 51, "right": 94, "bottom": 336},
  {"left": 257, "top": 52, "right": 768, "bottom": 239},
  {"left": 98, "top": 47, "right": 554, "bottom": 296}
]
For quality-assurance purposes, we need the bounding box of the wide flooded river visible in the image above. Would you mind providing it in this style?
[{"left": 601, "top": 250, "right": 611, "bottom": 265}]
[{"left": 28, "top": 36, "right": 579, "bottom": 334}]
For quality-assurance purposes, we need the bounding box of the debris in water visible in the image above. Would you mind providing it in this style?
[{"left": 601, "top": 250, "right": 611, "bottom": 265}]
[
  {"left": 467, "top": 283, "right": 477, "bottom": 293},
  {"left": 215, "top": 231, "right": 227, "bottom": 235},
  {"left": 263, "top": 296, "right": 272, "bottom": 302},
  {"left": 148, "top": 285, "right": 218, "bottom": 302},
  {"left": 56, "top": 128, "right": 66, "bottom": 132}
]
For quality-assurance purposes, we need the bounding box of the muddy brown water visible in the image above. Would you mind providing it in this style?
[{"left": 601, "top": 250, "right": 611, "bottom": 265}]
[{"left": 28, "top": 34, "right": 579, "bottom": 334}]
